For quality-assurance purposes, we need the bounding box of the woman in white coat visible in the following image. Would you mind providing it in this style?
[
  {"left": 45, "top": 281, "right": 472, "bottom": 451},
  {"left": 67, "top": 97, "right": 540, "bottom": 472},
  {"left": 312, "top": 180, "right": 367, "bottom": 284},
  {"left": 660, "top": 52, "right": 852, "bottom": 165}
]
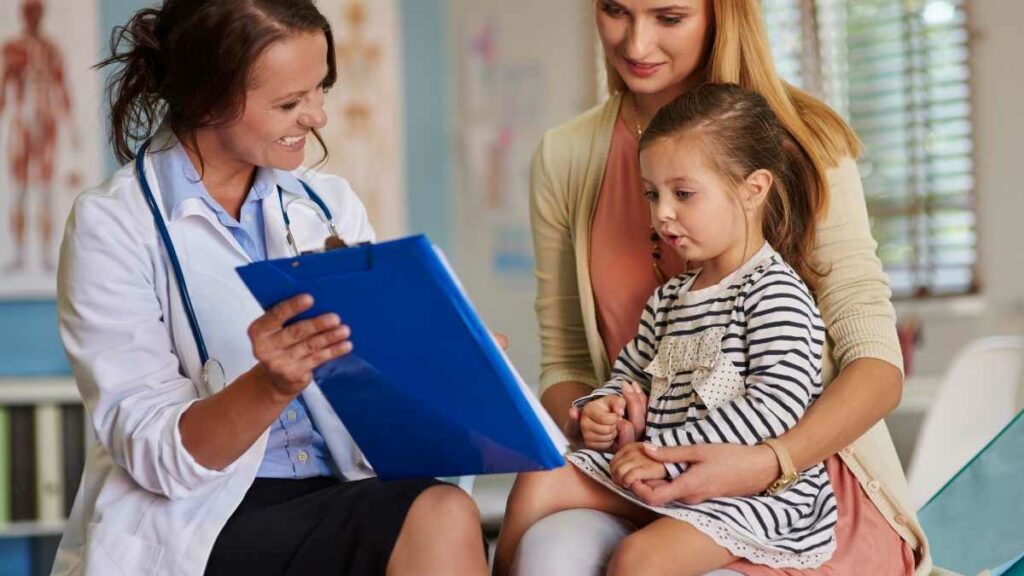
[{"left": 53, "top": 1, "right": 489, "bottom": 575}]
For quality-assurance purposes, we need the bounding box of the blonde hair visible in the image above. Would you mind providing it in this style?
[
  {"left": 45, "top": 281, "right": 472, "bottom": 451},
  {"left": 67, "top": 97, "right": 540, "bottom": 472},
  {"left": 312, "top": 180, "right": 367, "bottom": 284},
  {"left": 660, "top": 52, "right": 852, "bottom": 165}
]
[{"left": 602, "top": 0, "right": 860, "bottom": 219}]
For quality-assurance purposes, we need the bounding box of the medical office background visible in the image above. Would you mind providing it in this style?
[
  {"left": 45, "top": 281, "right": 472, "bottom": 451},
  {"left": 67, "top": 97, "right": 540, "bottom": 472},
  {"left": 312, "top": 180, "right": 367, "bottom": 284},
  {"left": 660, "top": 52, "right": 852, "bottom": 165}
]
[{"left": 0, "top": 0, "right": 1022, "bottom": 572}]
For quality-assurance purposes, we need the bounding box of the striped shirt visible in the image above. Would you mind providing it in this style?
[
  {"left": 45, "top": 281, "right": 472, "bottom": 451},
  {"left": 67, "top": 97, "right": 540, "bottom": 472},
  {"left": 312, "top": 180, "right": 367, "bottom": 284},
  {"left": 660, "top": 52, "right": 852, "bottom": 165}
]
[{"left": 567, "top": 243, "right": 838, "bottom": 568}]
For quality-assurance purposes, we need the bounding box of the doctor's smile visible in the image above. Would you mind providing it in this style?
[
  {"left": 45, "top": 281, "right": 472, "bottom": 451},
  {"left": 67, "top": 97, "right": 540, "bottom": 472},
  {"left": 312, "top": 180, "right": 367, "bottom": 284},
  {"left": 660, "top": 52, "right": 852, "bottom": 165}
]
[{"left": 276, "top": 134, "right": 307, "bottom": 150}]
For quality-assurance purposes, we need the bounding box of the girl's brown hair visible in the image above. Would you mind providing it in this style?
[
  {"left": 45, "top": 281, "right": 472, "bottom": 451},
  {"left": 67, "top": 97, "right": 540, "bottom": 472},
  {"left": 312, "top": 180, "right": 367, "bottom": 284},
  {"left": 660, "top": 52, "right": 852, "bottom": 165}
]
[
  {"left": 602, "top": 0, "right": 859, "bottom": 220},
  {"left": 639, "top": 83, "right": 823, "bottom": 291},
  {"left": 97, "top": 0, "right": 337, "bottom": 165}
]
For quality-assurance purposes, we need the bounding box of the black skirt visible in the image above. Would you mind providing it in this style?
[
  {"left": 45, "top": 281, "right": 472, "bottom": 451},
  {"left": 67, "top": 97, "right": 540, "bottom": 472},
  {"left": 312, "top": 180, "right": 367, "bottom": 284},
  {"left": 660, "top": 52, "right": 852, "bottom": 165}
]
[{"left": 204, "top": 476, "right": 443, "bottom": 576}]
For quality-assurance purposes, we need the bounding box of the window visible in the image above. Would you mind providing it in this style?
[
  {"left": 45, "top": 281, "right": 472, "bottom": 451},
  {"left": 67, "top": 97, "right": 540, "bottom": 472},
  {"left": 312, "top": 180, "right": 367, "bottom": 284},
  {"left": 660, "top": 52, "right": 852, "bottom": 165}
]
[{"left": 763, "top": 0, "right": 978, "bottom": 298}]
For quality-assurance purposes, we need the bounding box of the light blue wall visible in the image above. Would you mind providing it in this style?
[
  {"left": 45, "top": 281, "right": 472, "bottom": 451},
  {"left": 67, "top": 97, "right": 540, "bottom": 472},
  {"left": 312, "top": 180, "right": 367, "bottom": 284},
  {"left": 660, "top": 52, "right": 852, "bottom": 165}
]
[
  {"left": 401, "top": 0, "right": 450, "bottom": 252},
  {"left": 0, "top": 0, "right": 450, "bottom": 375}
]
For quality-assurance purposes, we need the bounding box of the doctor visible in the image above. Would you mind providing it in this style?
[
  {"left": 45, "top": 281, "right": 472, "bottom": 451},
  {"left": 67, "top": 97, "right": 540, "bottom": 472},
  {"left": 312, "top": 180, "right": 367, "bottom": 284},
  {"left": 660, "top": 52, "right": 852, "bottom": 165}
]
[{"left": 53, "top": 1, "right": 489, "bottom": 575}]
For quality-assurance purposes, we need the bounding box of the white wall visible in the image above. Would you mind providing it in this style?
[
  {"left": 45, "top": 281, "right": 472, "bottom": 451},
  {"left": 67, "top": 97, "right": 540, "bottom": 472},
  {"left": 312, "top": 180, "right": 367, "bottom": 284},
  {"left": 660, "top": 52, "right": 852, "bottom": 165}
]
[
  {"left": 447, "top": 0, "right": 595, "bottom": 387},
  {"left": 896, "top": 0, "right": 1024, "bottom": 379}
]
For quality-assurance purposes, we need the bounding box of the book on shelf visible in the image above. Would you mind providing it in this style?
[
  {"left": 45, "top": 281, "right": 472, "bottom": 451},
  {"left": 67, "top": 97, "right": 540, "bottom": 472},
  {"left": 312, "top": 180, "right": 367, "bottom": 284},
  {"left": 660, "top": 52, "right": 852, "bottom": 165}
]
[
  {"left": 35, "top": 404, "right": 64, "bottom": 523},
  {"left": 10, "top": 405, "right": 37, "bottom": 522},
  {"left": 0, "top": 407, "right": 9, "bottom": 524},
  {"left": 61, "top": 404, "right": 85, "bottom": 518},
  {"left": 0, "top": 401, "right": 88, "bottom": 529}
]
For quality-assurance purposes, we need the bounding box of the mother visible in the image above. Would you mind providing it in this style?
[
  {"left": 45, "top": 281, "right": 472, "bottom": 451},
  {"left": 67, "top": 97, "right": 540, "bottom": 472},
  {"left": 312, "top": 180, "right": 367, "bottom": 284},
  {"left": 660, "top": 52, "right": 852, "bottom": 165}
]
[{"left": 512, "top": 1, "right": 934, "bottom": 574}]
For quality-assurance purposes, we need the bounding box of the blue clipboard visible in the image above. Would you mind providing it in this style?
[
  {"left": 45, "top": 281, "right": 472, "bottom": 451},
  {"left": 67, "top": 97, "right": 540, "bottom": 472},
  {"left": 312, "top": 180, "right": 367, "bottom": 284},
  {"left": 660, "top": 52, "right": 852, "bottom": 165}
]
[{"left": 236, "top": 235, "right": 567, "bottom": 480}]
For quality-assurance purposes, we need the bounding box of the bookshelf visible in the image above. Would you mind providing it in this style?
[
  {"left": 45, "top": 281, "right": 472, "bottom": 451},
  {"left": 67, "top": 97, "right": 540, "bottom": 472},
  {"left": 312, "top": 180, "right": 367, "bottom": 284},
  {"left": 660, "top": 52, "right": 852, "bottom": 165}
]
[
  {"left": 0, "top": 376, "right": 84, "bottom": 544},
  {"left": 0, "top": 377, "right": 78, "bottom": 405}
]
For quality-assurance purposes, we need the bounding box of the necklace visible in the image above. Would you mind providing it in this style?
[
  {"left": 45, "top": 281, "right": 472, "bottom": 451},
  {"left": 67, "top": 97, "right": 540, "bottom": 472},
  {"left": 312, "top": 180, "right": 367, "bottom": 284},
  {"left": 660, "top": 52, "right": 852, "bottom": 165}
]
[
  {"left": 630, "top": 93, "right": 646, "bottom": 139},
  {"left": 629, "top": 93, "right": 664, "bottom": 282}
]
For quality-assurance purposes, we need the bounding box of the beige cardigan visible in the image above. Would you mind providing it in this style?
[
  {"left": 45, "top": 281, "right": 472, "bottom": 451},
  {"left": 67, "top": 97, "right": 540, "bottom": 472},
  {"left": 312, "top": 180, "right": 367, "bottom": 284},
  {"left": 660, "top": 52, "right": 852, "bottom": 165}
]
[{"left": 529, "top": 93, "right": 945, "bottom": 575}]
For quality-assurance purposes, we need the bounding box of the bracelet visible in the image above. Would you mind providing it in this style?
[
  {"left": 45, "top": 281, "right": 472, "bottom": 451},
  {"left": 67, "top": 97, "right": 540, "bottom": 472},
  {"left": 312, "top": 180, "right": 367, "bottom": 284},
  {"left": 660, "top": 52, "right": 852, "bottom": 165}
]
[{"left": 762, "top": 438, "right": 799, "bottom": 496}]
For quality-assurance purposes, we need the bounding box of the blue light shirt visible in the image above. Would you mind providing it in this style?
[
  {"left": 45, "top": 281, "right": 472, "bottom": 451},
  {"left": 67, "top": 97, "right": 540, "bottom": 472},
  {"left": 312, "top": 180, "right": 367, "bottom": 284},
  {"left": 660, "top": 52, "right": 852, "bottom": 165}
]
[{"left": 153, "top": 142, "right": 337, "bottom": 479}]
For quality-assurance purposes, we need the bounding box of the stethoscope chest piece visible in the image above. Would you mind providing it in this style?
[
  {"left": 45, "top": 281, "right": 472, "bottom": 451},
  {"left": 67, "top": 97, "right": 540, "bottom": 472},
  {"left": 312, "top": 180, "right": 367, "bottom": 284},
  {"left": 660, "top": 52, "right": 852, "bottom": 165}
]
[{"left": 202, "top": 358, "right": 226, "bottom": 393}]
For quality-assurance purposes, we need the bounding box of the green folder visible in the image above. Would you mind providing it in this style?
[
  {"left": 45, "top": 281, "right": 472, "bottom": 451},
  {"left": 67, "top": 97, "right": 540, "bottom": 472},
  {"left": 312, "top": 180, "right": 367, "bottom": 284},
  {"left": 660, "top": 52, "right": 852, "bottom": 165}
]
[{"left": 919, "top": 409, "right": 1024, "bottom": 575}]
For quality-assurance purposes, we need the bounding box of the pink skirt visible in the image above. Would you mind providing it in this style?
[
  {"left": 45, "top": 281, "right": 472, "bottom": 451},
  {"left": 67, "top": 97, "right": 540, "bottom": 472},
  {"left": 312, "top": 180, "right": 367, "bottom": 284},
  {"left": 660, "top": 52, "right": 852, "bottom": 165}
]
[{"left": 727, "top": 455, "right": 916, "bottom": 576}]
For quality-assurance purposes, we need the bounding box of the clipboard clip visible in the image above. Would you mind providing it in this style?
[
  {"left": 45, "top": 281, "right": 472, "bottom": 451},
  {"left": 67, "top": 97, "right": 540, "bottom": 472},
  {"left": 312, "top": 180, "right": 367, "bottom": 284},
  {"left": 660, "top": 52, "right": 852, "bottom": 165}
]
[
  {"left": 281, "top": 189, "right": 371, "bottom": 256},
  {"left": 320, "top": 235, "right": 372, "bottom": 253},
  {"left": 287, "top": 229, "right": 372, "bottom": 257}
]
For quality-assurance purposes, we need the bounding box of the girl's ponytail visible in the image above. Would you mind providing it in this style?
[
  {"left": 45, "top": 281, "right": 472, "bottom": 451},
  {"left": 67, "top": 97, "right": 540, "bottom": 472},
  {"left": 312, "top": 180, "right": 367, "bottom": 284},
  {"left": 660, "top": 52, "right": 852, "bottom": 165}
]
[{"left": 767, "top": 131, "right": 826, "bottom": 293}]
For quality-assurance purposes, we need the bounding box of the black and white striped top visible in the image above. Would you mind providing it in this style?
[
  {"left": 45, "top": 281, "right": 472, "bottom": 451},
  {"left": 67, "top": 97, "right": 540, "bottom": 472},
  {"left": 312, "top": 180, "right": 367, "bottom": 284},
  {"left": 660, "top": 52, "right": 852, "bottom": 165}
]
[{"left": 566, "top": 243, "right": 838, "bottom": 568}]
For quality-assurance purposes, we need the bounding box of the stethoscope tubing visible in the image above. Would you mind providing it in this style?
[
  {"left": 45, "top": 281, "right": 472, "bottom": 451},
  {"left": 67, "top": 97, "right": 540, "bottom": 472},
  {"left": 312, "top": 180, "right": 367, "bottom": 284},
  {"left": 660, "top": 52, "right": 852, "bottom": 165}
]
[
  {"left": 134, "top": 138, "right": 336, "bottom": 370},
  {"left": 135, "top": 139, "right": 213, "bottom": 366}
]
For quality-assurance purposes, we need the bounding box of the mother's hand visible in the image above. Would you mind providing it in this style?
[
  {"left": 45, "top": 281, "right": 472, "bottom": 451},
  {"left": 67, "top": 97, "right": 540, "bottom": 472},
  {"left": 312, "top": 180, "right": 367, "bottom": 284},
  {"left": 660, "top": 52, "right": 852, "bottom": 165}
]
[{"left": 629, "top": 443, "right": 780, "bottom": 506}]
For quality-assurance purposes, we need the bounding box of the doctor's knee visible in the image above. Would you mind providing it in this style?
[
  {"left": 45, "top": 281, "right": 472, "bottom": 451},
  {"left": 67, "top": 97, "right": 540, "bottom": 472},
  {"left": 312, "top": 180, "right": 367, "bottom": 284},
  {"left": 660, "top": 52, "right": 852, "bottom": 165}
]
[{"left": 407, "top": 484, "right": 481, "bottom": 535}]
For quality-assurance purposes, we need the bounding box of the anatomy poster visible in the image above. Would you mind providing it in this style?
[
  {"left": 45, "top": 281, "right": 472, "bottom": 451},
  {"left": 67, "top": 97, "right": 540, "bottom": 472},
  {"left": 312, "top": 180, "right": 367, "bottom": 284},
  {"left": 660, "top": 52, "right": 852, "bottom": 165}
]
[
  {"left": 461, "top": 16, "right": 548, "bottom": 276},
  {"left": 0, "top": 0, "right": 102, "bottom": 297},
  {"left": 315, "top": 0, "right": 406, "bottom": 240}
]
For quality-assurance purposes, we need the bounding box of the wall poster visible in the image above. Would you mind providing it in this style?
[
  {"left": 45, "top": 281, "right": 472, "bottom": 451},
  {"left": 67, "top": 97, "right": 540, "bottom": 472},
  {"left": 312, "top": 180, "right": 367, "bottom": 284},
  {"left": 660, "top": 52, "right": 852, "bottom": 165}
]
[{"left": 0, "top": 0, "right": 101, "bottom": 297}]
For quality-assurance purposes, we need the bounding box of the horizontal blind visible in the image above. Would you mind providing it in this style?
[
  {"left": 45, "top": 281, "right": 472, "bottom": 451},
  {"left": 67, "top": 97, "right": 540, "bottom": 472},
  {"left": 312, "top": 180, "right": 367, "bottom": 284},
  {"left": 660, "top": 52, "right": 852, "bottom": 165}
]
[{"left": 764, "top": 0, "right": 978, "bottom": 298}]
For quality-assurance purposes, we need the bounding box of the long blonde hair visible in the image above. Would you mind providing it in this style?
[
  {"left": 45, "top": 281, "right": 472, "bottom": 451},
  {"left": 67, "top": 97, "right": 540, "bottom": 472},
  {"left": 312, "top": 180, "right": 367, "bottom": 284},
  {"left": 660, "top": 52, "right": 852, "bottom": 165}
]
[{"left": 603, "top": 0, "right": 859, "bottom": 219}]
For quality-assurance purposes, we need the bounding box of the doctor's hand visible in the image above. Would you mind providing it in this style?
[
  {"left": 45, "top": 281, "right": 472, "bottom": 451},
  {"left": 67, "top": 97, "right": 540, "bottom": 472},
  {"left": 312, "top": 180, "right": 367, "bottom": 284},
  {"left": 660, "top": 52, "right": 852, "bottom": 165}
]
[{"left": 248, "top": 294, "right": 353, "bottom": 401}]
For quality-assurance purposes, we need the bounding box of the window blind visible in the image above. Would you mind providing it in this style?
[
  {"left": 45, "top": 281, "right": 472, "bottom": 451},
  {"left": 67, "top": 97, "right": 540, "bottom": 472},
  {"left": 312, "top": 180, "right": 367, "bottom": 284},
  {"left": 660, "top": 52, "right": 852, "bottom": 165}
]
[{"left": 763, "top": 0, "right": 978, "bottom": 298}]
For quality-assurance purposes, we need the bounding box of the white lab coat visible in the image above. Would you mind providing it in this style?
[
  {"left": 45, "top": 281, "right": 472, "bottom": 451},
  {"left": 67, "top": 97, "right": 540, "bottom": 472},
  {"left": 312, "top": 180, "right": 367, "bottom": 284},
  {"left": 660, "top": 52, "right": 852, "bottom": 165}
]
[{"left": 52, "top": 131, "right": 377, "bottom": 576}]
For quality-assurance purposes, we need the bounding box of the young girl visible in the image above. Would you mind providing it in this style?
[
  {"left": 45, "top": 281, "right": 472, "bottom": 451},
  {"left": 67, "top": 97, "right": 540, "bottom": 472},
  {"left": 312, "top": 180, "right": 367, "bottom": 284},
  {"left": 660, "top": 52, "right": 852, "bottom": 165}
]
[{"left": 494, "top": 83, "right": 836, "bottom": 576}]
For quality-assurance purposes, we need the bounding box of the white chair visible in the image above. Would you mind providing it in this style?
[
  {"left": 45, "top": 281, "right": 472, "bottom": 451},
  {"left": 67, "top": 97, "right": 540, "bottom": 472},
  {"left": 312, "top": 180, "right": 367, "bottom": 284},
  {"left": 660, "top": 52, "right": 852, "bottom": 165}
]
[{"left": 906, "top": 336, "right": 1024, "bottom": 508}]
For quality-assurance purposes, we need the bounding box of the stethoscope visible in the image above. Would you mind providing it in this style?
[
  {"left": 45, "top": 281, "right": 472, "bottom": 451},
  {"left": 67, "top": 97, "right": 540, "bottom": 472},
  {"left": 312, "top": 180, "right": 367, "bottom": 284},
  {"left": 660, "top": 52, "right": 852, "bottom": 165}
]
[{"left": 134, "top": 138, "right": 345, "bottom": 392}]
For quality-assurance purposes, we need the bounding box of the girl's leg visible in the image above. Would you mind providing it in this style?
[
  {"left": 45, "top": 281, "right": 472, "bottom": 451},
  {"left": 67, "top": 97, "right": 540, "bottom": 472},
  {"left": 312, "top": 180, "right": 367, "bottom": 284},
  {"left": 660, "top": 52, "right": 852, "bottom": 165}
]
[
  {"left": 387, "top": 484, "right": 488, "bottom": 576},
  {"left": 493, "top": 464, "right": 655, "bottom": 576},
  {"left": 606, "top": 518, "right": 738, "bottom": 576},
  {"left": 510, "top": 509, "right": 634, "bottom": 576}
]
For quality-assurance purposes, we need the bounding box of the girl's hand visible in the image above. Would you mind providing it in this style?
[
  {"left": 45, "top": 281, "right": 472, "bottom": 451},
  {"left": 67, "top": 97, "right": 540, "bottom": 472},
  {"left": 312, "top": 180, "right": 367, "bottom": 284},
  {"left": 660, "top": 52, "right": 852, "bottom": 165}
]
[
  {"left": 614, "top": 381, "right": 648, "bottom": 448},
  {"left": 248, "top": 294, "right": 353, "bottom": 401},
  {"left": 492, "top": 332, "right": 509, "bottom": 350},
  {"left": 580, "top": 395, "right": 626, "bottom": 450},
  {"left": 564, "top": 405, "right": 583, "bottom": 447},
  {"left": 629, "top": 443, "right": 779, "bottom": 506},
  {"left": 610, "top": 442, "right": 667, "bottom": 488}
]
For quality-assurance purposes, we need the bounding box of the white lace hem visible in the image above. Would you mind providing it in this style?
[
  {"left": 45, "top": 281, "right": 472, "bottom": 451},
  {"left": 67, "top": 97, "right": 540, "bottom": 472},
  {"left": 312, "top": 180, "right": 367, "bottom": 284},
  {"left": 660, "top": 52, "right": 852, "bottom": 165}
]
[{"left": 566, "top": 454, "right": 837, "bottom": 569}]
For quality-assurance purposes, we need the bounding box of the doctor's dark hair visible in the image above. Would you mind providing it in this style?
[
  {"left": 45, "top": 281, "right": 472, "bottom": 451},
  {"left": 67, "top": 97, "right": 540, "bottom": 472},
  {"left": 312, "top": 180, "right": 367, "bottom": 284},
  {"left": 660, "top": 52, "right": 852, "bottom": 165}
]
[
  {"left": 639, "top": 83, "right": 824, "bottom": 292},
  {"left": 97, "top": 0, "right": 337, "bottom": 165}
]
